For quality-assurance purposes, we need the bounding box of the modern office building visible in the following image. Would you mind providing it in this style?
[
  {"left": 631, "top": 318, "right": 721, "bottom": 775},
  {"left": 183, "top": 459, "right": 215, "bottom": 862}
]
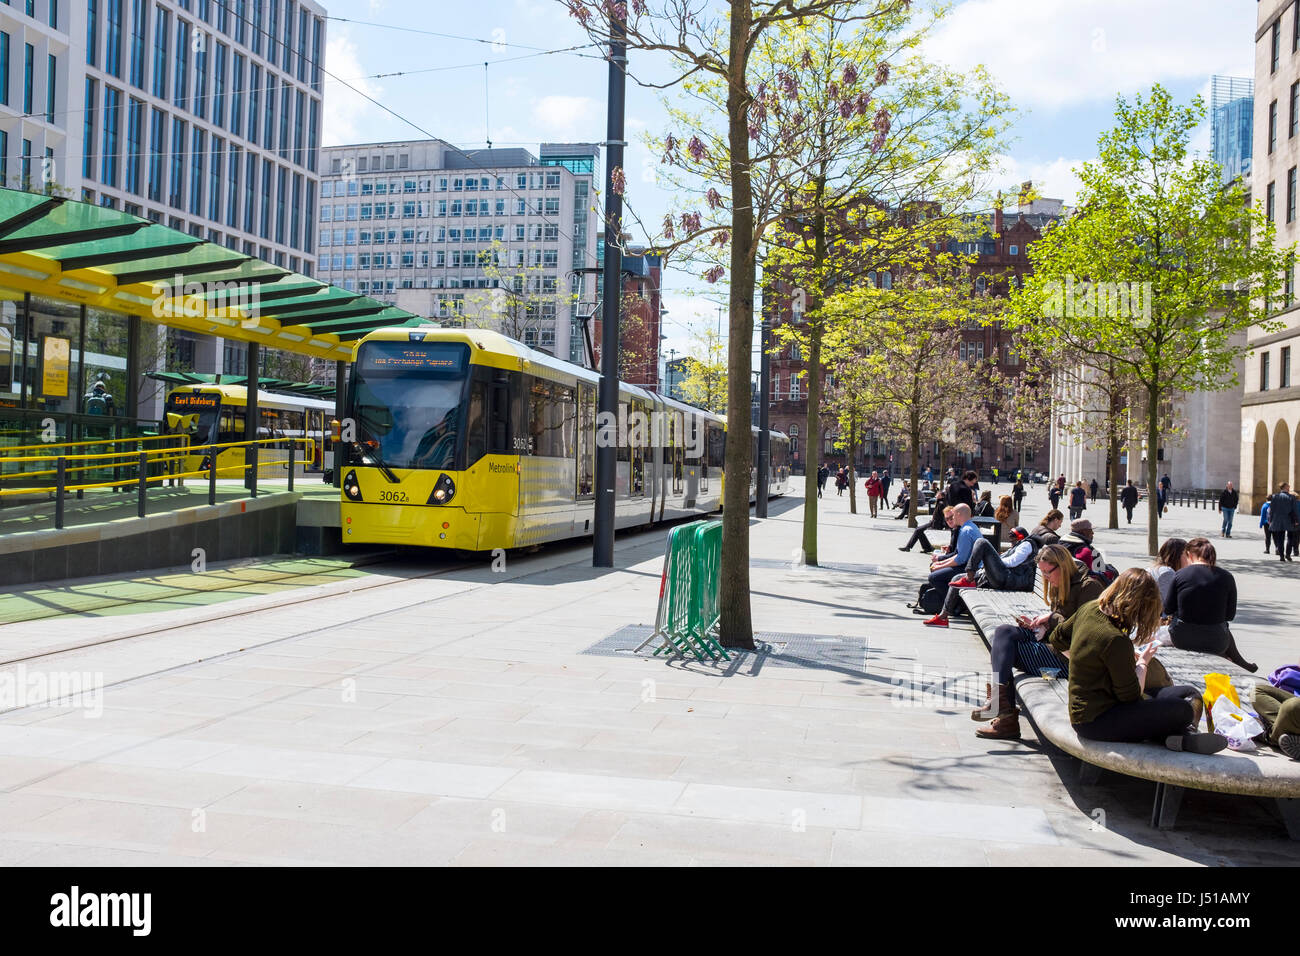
[
  {"left": 1242, "top": 1, "right": 1300, "bottom": 513},
  {"left": 1212, "top": 75, "right": 1254, "bottom": 185},
  {"left": 316, "top": 139, "right": 600, "bottom": 368},
  {"left": 0, "top": 0, "right": 327, "bottom": 402}
]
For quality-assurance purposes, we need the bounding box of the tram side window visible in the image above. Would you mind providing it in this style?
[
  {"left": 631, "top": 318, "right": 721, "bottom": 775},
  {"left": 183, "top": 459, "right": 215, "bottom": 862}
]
[
  {"left": 685, "top": 415, "right": 701, "bottom": 466},
  {"left": 218, "top": 409, "right": 245, "bottom": 443},
  {"left": 488, "top": 372, "right": 511, "bottom": 455},
  {"left": 707, "top": 424, "right": 724, "bottom": 469},
  {"left": 466, "top": 379, "right": 487, "bottom": 465},
  {"left": 577, "top": 384, "right": 595, "bottom": 496},
  {"left": 527, "top": 378, "right": 572, "bottom": 458}
]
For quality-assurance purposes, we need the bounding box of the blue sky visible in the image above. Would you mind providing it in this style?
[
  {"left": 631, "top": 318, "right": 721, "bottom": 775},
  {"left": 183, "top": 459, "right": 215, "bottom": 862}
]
[{"left": 320, "top": 0, "right": 1258, "bottom": 358}]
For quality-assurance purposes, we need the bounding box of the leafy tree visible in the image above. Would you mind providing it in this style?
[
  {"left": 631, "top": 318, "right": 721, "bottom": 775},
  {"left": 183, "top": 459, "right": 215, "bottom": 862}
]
[
  {"left": 676, "top": 326, "right": 728, "bottom": 412},
  {"left": 823, "top": 256, "right": 996, "bottom": 527},
  {"left": 1007, "top": 85, "right": 1290, "bottom": 554},
  {"left": 565, "top": 0, "right": 915, "bottom": 648}
]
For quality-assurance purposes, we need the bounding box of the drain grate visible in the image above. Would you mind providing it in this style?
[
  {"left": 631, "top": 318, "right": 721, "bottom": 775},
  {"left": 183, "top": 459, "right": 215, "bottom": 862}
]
[{"left": 580, "top": 625, "right": 869, "bottom": 674}]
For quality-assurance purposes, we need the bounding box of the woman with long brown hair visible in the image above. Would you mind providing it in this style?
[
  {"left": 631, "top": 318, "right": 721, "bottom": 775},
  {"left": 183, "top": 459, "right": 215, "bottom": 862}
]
[
  {"left": 974, "top": 544, "right": 1103, "bottom": 739},
  {"left": 1052, "top": 568, "right": 1225, "bottom": 753},
  {"left": 994, "top": 494, "right": 1017, "bottom": 543}
]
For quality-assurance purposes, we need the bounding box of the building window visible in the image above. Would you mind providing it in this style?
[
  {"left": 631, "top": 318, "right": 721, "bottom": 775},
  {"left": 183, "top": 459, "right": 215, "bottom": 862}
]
[
  {"left": 22, "top": 43, "right": 32, "bottom": 115},
  {"left": 174, "top": 19, "right": 189, "bottom": 111},
  {"left": 102, "top": 86, "right": 122, "bottom": 187},
  {"left": 124, "top": 97, "right": 143, "bottom": 194},
  {"left": 152, "top": 5, "right": 169, "bottom": 99},
  {"left": 1271, "top": 100, "right": 1279, "bottom": 153},
  {"left": 1273, "top": 18, "right": 1282, "bottom": 73},
  {"left": 1269, "top": 181, "right": 1277, "bottom": 222},
  {"left": 1284, "top": 346, "right": 1293, "bottom": 388},
  {"left": 1262, "top": 351, "right": 1271, "bottom": 391},
  {"left": 1292, "top": 82, "right": 1299, "bottom": 138},
  {"left": 0, "top": 32, "right": 8, "bottom": 106}
]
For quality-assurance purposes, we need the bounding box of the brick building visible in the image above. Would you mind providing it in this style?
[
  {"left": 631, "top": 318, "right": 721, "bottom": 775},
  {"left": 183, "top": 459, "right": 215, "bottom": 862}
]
[
  {"left": 590, "top": 242, "right": 663, "bottom": 390},
  {"left": 762, "top": 186, "right": 1063, "bottom": 477}
]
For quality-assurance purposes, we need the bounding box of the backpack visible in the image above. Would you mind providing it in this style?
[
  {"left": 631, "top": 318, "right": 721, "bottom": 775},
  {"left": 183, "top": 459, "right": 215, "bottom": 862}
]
[
  {"left": 85, "top": 392, "right": 109, "bottom": 415},
  {"left": 908, "top": 582, "right": 946, "bottom": 615}
]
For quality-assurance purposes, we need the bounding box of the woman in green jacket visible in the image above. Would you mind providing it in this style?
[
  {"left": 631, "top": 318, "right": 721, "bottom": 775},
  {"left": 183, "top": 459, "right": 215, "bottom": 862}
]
[
  {"left": 1051, "top": 568, "right": 1226, "bottom": 754},
  {"left": 975, "top": 544, "right": 1103, "bottom": 740}
]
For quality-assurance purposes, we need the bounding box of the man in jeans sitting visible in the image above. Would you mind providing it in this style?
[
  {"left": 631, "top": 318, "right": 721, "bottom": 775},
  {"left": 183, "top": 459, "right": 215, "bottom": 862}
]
[
  {"left": 924, "top": 504, "right": 981, "bottom": 601},
  {"left": 924, "top": 527, "right": 1037, "bottom": 628}
]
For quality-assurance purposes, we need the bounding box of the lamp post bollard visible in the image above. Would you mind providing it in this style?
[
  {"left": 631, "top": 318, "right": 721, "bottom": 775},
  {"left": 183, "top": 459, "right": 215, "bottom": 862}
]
[
  {"left": 208, "top": 448, "right": 217, "bottom": 506},
  {"left": 55, "top": 456, "right": 66, "bottom": 530},
  {"left": 137, "top": 450, "right": 148, "bottom": 519}
]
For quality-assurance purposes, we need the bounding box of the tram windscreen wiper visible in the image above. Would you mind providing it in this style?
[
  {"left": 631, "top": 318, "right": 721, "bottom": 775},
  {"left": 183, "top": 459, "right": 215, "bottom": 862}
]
[{"left": 353, "top": 435, "right": 401, "bottom": 484}]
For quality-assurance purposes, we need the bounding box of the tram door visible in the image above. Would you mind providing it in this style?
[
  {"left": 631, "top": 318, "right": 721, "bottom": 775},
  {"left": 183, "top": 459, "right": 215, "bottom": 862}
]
[{"left": 307, "top": 410, "right": 324, "bottom": 471}]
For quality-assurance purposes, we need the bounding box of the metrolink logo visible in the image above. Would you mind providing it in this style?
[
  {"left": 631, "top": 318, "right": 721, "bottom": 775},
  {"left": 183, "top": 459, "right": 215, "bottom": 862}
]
[
  {"left": 1042, "top": 275, "right": 1152, "bottom": 323},
  {"left": 150, "top": 274, "right": 263, "bottom": 324},
  {"left": 0, "top": 663, "right": 103, "bottom": 718}
]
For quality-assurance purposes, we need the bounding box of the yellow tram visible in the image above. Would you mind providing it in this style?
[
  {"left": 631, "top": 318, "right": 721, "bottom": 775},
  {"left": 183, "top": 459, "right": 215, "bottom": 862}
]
[
  {"left": 338, "top": 327, "right": 788, "bottom": 551},
  {"left": 163, "top": 383, "right": 337, "bottom": 478}
]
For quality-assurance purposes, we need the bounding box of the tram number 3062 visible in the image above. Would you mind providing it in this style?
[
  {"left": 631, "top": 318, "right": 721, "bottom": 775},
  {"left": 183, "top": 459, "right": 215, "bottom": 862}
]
[{"left": 379, "top": 490, "right": 409, "bottom": 503}]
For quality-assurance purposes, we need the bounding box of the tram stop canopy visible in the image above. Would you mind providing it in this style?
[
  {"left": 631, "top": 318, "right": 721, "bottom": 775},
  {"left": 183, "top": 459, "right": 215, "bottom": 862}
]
[{"left": 0, "top": 187, "right": 425, "bottom": 362}]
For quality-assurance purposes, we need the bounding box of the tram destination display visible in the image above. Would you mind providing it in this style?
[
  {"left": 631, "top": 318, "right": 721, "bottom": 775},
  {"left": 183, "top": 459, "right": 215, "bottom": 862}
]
[{"left": 359, "top": 342, "right": 467, "bottom": 375}]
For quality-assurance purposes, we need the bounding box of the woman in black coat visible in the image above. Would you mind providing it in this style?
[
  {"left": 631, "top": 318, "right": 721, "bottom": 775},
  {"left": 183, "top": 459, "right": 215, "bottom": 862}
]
[{"left": 1163, "top": 537, "right": 1256, "bottom": 672}]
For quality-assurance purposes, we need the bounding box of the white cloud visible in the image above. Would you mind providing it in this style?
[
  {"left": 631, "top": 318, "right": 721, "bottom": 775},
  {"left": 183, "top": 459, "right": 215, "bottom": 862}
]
[
  {"left": 322, "top": 33, "right": 386, "bottom": 146},
  {"left": 990, "top": 154, "right": 1088, "bottom": 206},
  {"left": 532, "top": 95, "right": 603, "bottom": 141},
  {"left": 926, "top": 0, "right": 1255, "bottom": 111}
]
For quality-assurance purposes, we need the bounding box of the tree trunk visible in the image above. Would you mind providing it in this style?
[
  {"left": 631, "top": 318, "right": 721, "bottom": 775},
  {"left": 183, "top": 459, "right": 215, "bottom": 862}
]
[
  {"left": 718, "top": 2, "right": 755, "bottom": 650},
  {"left": 1108, "top": 427, "right": 1120, "bottom": 530},
  {"left": 907, "top": 423, "right": 921, "bottom": 529},
  {"left": 1146, "top": 383, "right": 1160, "bottom": 557},
  {"left": 847, "top": 411, "right": 858, "bottom": 515},
  {"left": 801, "top": 173, "right": 828, "bottom": 567}
]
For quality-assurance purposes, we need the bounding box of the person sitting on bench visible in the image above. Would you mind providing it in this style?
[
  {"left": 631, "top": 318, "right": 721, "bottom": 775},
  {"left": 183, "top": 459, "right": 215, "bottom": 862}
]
[
  {"left": 898, "top": 492, "right": 946, "bottom": 553},
  {"left": 923, "top": 527, "right": 1038, "bottom": 628},
  {"left": 1058, "top": 569, "right": 1226, "bottom": 755},
  {"left": 1029, "top": 510, "right": 1065, "bottom": 549},
  {"left": 1163, "top": 537, "right": 1257, "bottom": 673},
  {"left": 972, "top": 544, "right": 1105, "bottom": 740},
  {"left": 925, "top": 504, "right": 980, "bottom": 599}
]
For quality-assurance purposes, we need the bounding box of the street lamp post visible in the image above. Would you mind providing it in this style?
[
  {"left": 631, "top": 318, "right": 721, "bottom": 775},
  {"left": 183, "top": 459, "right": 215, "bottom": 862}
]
[{"left": 593, "top": 8, "right": 626, "bottom": 569}]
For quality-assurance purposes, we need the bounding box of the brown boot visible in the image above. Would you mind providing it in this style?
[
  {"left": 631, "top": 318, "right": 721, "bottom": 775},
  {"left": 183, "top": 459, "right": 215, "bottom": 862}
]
[
  {"left": 975, "top": 684, "right": 1021, "bottom": 740},
  {"left": 971, "top": 682, "right": 995, "bottom": 721}
]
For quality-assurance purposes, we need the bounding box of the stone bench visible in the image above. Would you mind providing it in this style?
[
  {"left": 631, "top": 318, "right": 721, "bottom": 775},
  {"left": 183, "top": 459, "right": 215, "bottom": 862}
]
[{"left": 958, "top": 589, "right": 1300, "bottom": 839}]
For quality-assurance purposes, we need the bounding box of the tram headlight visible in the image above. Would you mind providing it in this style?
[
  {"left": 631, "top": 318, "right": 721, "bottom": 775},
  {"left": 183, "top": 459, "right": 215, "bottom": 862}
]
[
  {"left": 343, "top": 469, "right": 363, "bottom": 501},
  {"left": 428, "top": 473, "right": 456, "bottom": 505}
]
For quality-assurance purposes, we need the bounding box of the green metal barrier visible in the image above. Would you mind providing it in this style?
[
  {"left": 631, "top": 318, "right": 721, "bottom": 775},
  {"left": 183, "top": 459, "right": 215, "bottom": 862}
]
[{"left": 639, "top": 518, "right": 728, "bottom": 661}]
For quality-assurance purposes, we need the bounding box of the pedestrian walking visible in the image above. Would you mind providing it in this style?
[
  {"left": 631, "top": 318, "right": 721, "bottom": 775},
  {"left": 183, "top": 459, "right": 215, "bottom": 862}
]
[
  {"left": 816, "top": 464, "right": 828, "bottom": 498},
  {"left": 1048, "top": 484, "right": 1062, "bottom": 511},
  {"left": 1261, "top": 499, "right": 1273, "bottom": 553},
  {"left": 881, "top": 469, "right": 892, "bottom": 503},
  {"left": 865, "top": 471, "right": 883, "bottom": 518},
  {"left": 1267, "top": 483, "right": 1298, "bottom": 562},
  {"left": 1068, "top": 481, "right": 1087, "bottom": 520},
  {"left": 1158, "top": 473, "right": 1172, "bottom": 515},
  {"left": 835, "top": 467, "right": 847, "bottom": 496},
  {"left": 1121, "top": 480, "right": 1138, "bottom": 524},
  {"left": 1089, "top": 478, "right": 1098, "bottom": 503},
  {"left": 1218, "top": 481, "right": 1239, "bottom": 538},
  {"left": 992, "top": 467, "right": 999, "bottom": 485}
]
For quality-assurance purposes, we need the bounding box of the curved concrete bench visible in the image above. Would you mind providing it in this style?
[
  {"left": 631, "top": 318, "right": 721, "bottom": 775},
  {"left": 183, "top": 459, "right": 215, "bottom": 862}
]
[{"left": 958, "top": 589, "right": 1300, "bottom": 838}]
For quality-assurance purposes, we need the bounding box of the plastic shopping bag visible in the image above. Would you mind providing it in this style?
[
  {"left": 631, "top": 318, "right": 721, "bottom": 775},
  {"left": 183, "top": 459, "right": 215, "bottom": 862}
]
[
  {"left": 1202, "top": 673, "right": 1241, "bottom": 730},
  {"left": 1210, "top": 696, "right": 1264, "bottom": 752}
]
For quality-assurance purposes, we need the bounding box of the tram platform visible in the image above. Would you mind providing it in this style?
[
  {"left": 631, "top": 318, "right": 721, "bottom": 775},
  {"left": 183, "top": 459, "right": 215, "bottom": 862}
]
[
  {"left": 0, "top": 482, "right": 1295, "bottom": 866},
  {"left": 0, "top": 480, "right": 345, "bottom": 587}
]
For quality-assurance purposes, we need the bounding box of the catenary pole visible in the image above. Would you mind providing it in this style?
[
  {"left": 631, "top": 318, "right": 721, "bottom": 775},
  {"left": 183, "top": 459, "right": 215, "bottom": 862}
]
[
  {"left": 593, "top": 9, "right": 626, "bottom": 568},
  {"left": 756, "top": 315, "right": 770, "bottom": 518}
]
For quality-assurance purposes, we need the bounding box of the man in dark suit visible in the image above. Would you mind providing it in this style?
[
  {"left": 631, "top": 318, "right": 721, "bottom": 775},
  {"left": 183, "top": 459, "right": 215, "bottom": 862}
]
[
  {"left": 1120, "top": 480, "right": 1139, "bottom": 524},
  {"left": 947, "top": 470, "right": 977, "bottom": 511},
  {"left": 1268, "top": 483, "right": 1299, "bottom": 562}
]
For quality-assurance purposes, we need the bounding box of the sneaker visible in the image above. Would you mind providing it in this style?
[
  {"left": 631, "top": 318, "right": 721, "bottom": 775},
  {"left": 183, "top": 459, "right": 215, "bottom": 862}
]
[
  {"left": 1279, "top": 734, "right": 1300, "bottom": 760},
  {"left": 949, "top": 576, "right": 978, "bottom": 589},
  {"left": 922, "top": 615, "right": 948, "bottom": 628},
  {"left": 1165, "top": 733, "right": 1228, "bottom": 755}
]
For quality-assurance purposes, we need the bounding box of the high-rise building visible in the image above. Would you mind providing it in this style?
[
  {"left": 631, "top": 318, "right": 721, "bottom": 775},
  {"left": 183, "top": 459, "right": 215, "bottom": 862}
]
[
  {"left": 0, "top": 0, "right": 329, "bottom": 384},
  {"left": 1242, "top": 2, "right": 1300, "bottom": 513},
  {"left": 316, "top": 139, "right": 600, "bottom": 369},
  {"left": 1212, "top": 75, "right": 1254, "bottom": 185}
]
